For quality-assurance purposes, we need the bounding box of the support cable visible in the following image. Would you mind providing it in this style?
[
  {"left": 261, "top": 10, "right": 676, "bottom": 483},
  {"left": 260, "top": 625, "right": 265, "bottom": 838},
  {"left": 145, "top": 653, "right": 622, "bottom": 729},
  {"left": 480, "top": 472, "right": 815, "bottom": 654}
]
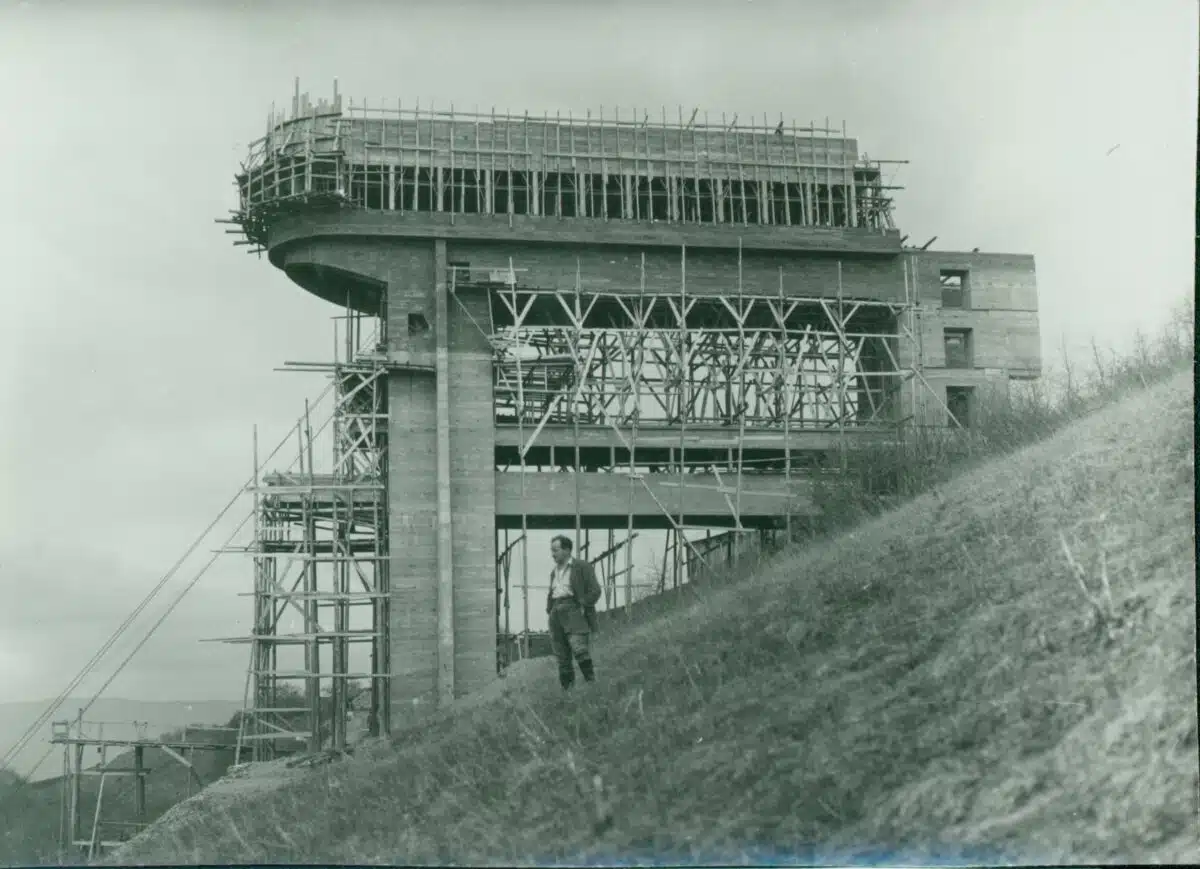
[{"left": 0, "top": 372, "right": 345, "bottom": 780}]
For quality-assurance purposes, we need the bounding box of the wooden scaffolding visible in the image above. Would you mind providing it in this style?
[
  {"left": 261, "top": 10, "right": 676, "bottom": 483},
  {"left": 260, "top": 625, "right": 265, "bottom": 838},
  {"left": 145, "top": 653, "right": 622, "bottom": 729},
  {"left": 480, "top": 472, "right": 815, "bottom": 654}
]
[
  {"left": 216, "top": 308, "right": 390, "bottom": 762},
  {"left": 50, "top": 713, "right": 236, "bottom": 861},
  {"left": 469, "top": 242, "right": 933, "bottom": 664}
]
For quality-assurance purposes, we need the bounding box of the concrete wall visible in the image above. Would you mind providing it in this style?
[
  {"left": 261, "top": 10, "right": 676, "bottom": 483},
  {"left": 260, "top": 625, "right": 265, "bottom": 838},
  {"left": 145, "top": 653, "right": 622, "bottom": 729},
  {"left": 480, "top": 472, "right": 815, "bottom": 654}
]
[
  {"left": 268, "top": 210, "right": 902, "bottom": 256},
  {"left": 447, "top": 241, "right": 905, "bottom": 301},
  {"left": 903, "top": 250, "right": 1041, "bottom": 426},
  {"left": 495, "top": 471, "right": 816, "bottom": 522},
  {"left": 387, "top": 369, "right": 439, "bottom": 706},
  {"left": 913, "top": 251, "right": 1040, "bottom": 376},
  {"left": 914, "top": 251, "right": 1039, "bottom": 311},
  {"left": 903, "top": 370, "right": 1014, "bottom": 428}
]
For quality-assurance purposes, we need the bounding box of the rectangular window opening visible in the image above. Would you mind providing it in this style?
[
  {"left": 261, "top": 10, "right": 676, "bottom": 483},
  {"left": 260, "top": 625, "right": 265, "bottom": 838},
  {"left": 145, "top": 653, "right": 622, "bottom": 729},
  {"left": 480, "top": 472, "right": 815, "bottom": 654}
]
[
  {"left": 493, "top": 171, "right": 510, "bottom": 214},
  {"left": 511, "top": 171, "right": 530, "bottom": 215},
  {"left": 560, "top": 174, "right": 578, "bottom": 218},
  {"left": 416, "top": 168, "right": 434, "bottom": 212},
  {"left": 650, "top": 177, "right": 669, "bottom": 221},
  {"left": 742, "top": 181, "right": 760, "bottom": 225},
  {"left": 946, "top": 385, "right": 974, "bottom": 429},
  {"left": 940, "top": 269, "right": 969, "bottom": 308},
  {"left": 588, "top": 174, "right": 605, "bottom": 218},
  {"left": 604, "top": 176, "right": 623, "bottom": 220},
  {"left": 943, "top": 328, "right": 973, "bottom": 369}
]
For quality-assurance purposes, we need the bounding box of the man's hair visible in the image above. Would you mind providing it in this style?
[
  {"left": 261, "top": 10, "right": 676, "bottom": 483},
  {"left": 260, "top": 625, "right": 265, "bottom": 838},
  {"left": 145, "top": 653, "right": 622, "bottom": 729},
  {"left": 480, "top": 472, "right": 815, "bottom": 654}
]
[{"left": 550, "top": 535, "right": 574, "bottom": 552}]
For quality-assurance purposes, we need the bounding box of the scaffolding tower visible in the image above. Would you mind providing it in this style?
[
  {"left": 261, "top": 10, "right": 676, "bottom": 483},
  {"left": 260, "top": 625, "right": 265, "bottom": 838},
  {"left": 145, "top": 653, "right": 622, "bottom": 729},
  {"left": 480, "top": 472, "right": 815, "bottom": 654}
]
[{"left": 220, "top": 309, "right": 390, "bottom": 762}]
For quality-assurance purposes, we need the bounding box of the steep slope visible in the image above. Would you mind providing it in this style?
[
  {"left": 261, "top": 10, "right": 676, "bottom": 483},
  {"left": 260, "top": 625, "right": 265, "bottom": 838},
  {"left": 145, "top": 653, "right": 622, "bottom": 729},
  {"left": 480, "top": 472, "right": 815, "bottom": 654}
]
[{"left": 113, "top": 371, "right": 1197, "bottom": 866}]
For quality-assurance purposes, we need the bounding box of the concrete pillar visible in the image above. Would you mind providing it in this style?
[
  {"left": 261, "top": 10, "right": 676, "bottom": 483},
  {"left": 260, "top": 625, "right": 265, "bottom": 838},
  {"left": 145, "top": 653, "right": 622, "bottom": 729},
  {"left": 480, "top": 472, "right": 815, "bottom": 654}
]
[
  {"left": 386, "top": 244, "right": 440, "bottom": 710},
  {"left": 445, "top": 275, "right": 498, "bottom": 696},
  {"left": 434, "top": 240, "right": 455, "bottom": 705},
  {"left": 383, "top": 239, "right": 497, "bottom": 711}
]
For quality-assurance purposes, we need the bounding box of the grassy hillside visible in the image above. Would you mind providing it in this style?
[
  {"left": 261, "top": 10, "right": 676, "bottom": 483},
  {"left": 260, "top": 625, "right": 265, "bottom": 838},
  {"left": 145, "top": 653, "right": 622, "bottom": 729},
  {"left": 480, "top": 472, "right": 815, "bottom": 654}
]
[
  {"left": 0, "top": 728, "right": 240, "bottom": 867},
  {"left": 108, "top": 369, "right": 1197, "bottom": 866}
]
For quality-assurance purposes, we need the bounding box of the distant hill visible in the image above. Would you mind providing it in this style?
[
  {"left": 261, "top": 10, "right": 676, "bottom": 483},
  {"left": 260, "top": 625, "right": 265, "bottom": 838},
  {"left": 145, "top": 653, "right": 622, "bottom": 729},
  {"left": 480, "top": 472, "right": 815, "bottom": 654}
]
[{"left": 0, "top": 698, "right": 242, "bottom": 782}]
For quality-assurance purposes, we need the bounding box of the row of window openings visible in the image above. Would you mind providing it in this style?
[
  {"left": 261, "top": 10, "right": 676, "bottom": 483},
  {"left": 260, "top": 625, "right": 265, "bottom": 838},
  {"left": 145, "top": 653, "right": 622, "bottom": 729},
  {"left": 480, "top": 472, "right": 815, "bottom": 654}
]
[{"left": 329, "top": 167, "right": 865, "bottom": 227}]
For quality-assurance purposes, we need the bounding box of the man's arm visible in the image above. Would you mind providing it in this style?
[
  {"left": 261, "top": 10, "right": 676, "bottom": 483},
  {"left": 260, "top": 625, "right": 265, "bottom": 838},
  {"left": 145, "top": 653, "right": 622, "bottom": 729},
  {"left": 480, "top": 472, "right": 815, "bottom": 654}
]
[{"left": 578, "top": 560, "right": 602, "bottom": 607}]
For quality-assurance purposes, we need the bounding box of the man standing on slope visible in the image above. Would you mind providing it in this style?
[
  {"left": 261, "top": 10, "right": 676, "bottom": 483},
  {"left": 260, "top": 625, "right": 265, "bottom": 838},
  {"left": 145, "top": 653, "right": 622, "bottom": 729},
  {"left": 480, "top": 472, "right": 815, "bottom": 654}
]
[{"left": 546, "top": 535, "right": 602, "bottom": 690}]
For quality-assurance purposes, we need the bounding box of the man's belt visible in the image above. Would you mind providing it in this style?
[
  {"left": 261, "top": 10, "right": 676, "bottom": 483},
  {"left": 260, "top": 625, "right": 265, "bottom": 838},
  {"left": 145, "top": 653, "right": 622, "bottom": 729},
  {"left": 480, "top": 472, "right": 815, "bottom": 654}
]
[{"left": 550, "top": 596, "right": 574, "bottom": 605}]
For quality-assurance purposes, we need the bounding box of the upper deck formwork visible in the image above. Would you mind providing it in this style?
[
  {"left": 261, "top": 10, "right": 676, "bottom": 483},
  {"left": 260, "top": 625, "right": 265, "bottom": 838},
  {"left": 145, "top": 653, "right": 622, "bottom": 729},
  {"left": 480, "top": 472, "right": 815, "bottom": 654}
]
[{"left": 232, "top": 85, "right": 903, "bottom": 255}]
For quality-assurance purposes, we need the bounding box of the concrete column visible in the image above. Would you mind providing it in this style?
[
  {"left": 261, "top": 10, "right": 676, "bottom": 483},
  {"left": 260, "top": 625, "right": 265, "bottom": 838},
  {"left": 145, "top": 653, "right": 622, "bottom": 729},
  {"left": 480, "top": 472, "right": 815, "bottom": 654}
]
[
  {"left": 434, "top": 239, "right": 455, "bottom": 706},
  {"left": 446, "top": 282, "right": 498, "bottom": 697},
  {"left": 386, "top": 244, "right": 438, "bottom": 712}
]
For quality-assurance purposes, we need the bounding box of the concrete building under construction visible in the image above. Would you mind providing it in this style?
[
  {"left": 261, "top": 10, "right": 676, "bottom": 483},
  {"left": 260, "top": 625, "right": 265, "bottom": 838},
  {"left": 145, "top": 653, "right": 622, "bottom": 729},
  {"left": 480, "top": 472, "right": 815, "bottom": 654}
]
[{"left": 223, "top": 83, "right": 1041, "bottom": 756}]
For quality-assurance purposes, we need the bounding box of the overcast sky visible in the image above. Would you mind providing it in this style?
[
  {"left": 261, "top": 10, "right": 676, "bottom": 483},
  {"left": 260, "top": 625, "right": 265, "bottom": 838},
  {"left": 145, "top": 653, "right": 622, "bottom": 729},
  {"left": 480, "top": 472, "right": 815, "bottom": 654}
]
[{"left": 0, "top": 0, "right": 1195, "bottom": 712}]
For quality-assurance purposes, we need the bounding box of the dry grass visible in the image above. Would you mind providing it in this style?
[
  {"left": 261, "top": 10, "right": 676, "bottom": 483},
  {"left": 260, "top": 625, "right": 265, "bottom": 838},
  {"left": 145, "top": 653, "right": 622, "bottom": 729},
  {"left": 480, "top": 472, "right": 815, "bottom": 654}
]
[{"left": 104, "top": 368, "right": 1198, "bottom": 866}]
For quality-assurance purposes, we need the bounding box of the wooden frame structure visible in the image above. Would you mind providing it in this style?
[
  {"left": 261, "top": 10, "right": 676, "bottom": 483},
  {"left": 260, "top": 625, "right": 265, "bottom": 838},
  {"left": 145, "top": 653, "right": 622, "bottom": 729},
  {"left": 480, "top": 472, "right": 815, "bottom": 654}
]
[
  {"left": 231, "top": 83, "right": 903, "bottom": 254},
  {"left": 51, "top": 714, "right": 236, "bottom": 860},
  {"left": 456, "top": 243, "right": 925, "bottom": 660}
]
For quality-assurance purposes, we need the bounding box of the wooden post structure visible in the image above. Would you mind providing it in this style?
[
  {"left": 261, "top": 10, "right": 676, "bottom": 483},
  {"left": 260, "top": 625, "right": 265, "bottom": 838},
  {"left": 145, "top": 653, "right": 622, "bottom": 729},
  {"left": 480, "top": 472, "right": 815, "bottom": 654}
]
[
  {"left": 626, "top": 253, "right": 645, "bottom": 612},
  {"left": 676, "top": 244, "right": 688, "bottom": 589},
  {"left": 133, "top": 746, "right": 146, "bottom": 825},
  {"left": 70, "top": 710, "right": 82, "bottom": 847},
  {"left": 574, "top": 259, "right": 584, "bottom": 552},
  {"left": 779, "top": 266, "right": 792, "bottom": 542},
  {"left": 513, "top": 257, "right": 530, "bottom": 659},
  {"left": 837, "top": 262, "right": 847, "bottom": 473}
]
